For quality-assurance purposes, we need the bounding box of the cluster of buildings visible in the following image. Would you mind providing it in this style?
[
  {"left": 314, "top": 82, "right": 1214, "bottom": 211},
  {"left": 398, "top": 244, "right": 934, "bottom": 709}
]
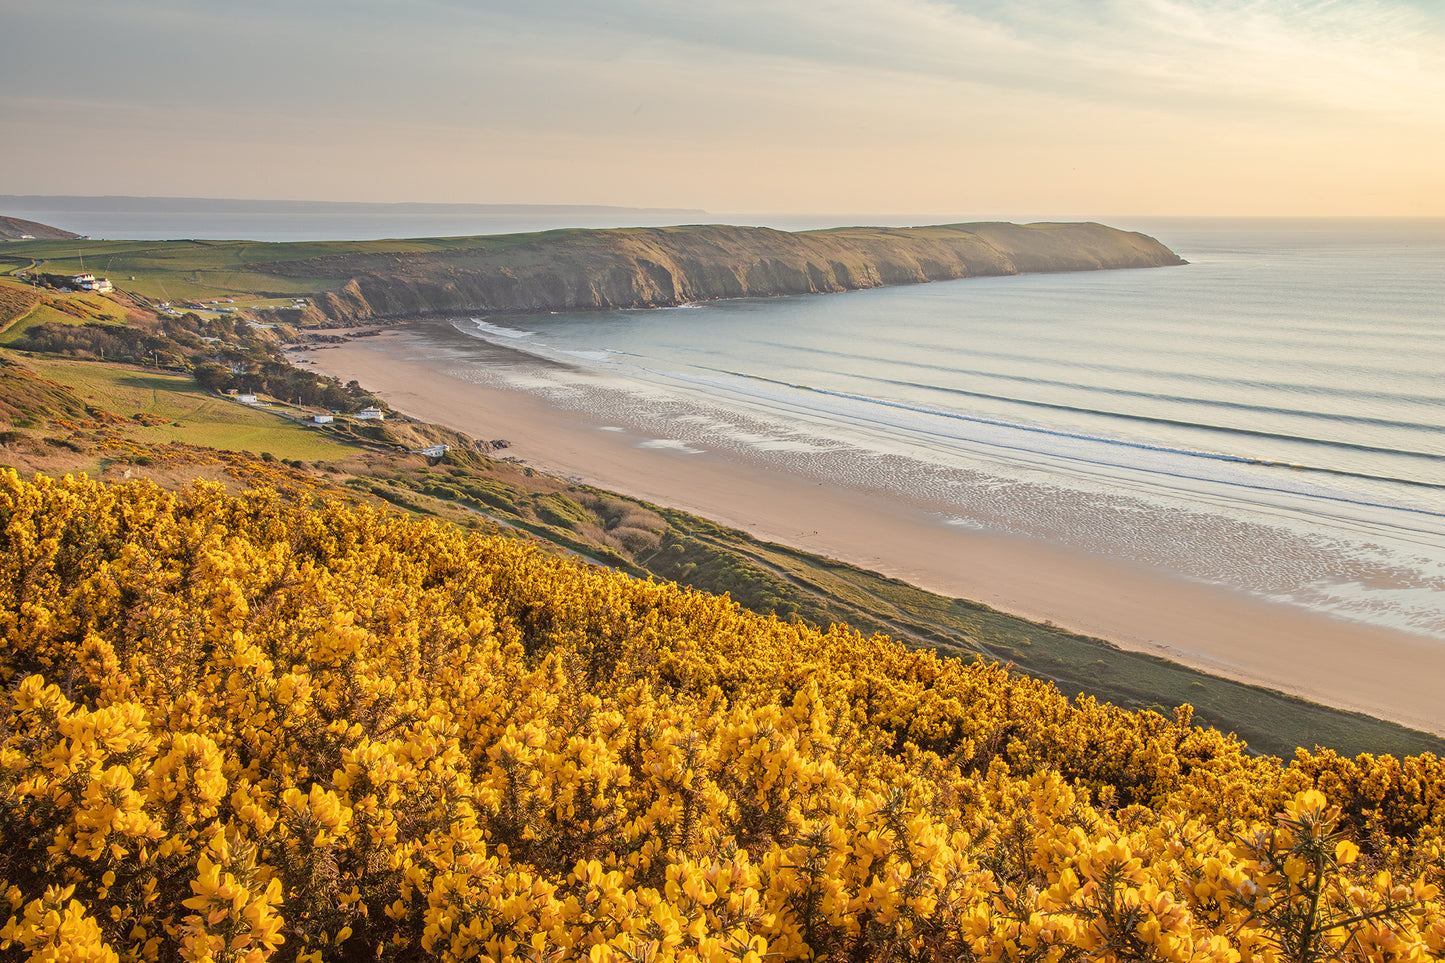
[
  {"left": 228, "top": 392, "right": 385, "bottom": 424},
  {"left": 69, "top": 273, "right": 113, "bottom": 292},
  {"left": 309, "top": 407, "right": 384, "bottom": 423}
]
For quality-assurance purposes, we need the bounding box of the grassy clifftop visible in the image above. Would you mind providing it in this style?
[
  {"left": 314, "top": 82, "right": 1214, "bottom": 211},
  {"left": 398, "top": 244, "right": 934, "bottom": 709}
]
[
  {"left": 289, "top": 221, "right": 1186, "bottom": 322},
  {"left": 0, "top": 222, "right": 1184, "bottom": 324}
]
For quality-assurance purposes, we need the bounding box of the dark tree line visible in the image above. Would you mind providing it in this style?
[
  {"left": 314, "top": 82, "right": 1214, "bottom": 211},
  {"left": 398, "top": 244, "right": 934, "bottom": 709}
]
[
  {"left": 191, "top": 361, "right": 381, "bottom": 412},
  {"left": 12, "top": 312, "right": 385, "bottom": 414}
]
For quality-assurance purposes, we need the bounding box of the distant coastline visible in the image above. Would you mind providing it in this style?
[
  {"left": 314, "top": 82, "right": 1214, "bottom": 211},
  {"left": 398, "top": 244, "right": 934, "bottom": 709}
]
[
  {"left": 0, "top": 195, "right": 713, "bottom": 244},
  {"left": 0, "top": 213, "right": 1187, "bottom": 325},
  {"left": 280, "top": 221, "right": 1186, "bottom": 323},
  {"left": 0, "top": 194, "right": 710, "bottom": 217}
]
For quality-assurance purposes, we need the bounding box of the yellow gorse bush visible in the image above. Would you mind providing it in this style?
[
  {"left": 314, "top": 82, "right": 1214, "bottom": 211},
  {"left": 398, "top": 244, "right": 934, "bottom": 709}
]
[{"left": 0, "top": 469, "right": 1442, "bottom": 962}]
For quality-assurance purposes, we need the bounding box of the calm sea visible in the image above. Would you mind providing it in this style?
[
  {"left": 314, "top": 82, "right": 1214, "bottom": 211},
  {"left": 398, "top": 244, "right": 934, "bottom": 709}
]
[{"left": 427, "top": 218, "right": 1445, "bottom": 641}]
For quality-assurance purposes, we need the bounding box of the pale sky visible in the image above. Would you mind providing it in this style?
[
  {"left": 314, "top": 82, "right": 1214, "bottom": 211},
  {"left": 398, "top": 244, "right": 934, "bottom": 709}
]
[{"left": 2, "top": 0, "right": 1442, "bottom": 216}]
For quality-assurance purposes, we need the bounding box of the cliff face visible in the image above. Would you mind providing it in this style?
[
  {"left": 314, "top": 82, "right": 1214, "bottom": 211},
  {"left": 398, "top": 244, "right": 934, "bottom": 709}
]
[{"left": 258, "top": 222, "right": 1185, "bottom": 324}]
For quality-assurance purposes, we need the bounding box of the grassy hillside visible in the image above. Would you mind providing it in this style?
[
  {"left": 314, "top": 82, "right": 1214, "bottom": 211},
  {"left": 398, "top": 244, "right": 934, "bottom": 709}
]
[
  {"left": 0, "top": 215, "right": 80, "bottom": 240},
  {"left": 0, "top": 280, "right": 41, "bottom": 336},
  {"left": 0, "top": 276, "right": 134, "bottom": 344},
  {"left": 17, "top": 357, "right": 351, "bottom": 461}
]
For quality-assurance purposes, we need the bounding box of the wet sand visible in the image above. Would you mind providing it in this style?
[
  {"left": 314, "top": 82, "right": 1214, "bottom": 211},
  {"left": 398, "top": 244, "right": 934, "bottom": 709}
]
[{"left": 294, "top": 330, "right": 1445, "bottom": 736}]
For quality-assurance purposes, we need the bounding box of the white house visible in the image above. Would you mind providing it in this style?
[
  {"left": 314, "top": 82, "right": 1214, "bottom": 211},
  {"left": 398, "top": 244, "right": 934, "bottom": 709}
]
[
  {"left": 70, "top": 274, "right": 113, "bottom": 292},
  {"left": 355, "top": 407, "right": 385, "bottom": 421},
  {"left": 312, "top": 413, "right": 334, "bottom": 425},
  {"left": 236, "top": 393, "right": 258, "bottom": 405}
]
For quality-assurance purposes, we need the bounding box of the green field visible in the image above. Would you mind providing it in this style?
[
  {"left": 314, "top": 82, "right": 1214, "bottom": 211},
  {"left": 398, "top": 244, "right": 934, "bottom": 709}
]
[
  {"left": 22, "top": 356, "right": 352, "bottom": 461},
  {"left": 0, "top": 235, "right": 534, "bottom": 303},
  {"left": 0, "top": 304, "right": 72, "bottom": 345},
  {"left": 0, "top": 240, "right": 339, "bottom": 302}
]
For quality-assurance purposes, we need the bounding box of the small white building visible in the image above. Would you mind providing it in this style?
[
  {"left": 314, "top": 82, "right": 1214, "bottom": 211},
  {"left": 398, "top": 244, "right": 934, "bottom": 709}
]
[
  {"left": 355, "top": 407, "right": 385, "bottom": 421},
  {"left": 236, "top": 393, "right": 258, "bottom": 405},
  {"left": 312, "top": 413, "right": 334, "bottom": 425},
  {"left": 71, "top": 274, "right": 113, "bottom": 292}
]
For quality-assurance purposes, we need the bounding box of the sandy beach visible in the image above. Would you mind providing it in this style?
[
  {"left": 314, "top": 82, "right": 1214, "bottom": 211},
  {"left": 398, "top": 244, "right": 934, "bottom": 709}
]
[{"left": 295, "top": 329, "right": 1445, "bottom": 736}]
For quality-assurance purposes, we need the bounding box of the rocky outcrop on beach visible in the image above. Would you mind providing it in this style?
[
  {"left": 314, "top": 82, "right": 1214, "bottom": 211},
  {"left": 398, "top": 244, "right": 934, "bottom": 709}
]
[{"left": 260, "top": 221, "right": 1186, "bottom": 324}]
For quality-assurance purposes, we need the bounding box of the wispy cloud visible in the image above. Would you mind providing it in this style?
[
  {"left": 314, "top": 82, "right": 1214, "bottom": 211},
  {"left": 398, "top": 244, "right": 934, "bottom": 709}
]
[
  {"left": 7, "top": 0, "right": 1440, "bottom": 123},
  {"left": 2, "top": 0, "right": 1440, "bottom": 212},
  {"left": 461, "top": 0, "right": 1445, "bottom": 119}
]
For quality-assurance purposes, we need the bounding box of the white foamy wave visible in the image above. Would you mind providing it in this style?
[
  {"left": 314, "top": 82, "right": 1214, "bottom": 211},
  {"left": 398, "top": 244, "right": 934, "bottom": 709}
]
[
  {"left": 460, "top": 319, "right": 631, "bottom": 369},
  {"left": 470, "top": 318, "right": 537, "bottom": 339}
]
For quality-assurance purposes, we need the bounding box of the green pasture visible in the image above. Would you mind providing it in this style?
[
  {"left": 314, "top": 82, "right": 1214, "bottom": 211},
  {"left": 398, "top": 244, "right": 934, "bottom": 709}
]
[
  {"left": 24, "top": 357, "right": 352, "bottom": 461},
  {"left": 0, "top": 229, "right": 622, "bottom": 305},
  {"left": 0, "top": 240, "right": 337, "bottom": 302},
  {"left": 0, "top": 304, "right": 73, "bottom": 345}
]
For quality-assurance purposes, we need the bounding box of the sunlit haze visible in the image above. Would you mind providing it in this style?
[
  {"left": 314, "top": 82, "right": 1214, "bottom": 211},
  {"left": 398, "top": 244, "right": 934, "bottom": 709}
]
[{"left": 2, "top": 0, "right": 1442, "bottom": 217}]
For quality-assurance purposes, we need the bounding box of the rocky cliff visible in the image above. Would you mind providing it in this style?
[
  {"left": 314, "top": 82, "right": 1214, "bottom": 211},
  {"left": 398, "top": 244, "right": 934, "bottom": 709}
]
[{"left": 258, "top": 221, "right": 1185, "bottom": 324}]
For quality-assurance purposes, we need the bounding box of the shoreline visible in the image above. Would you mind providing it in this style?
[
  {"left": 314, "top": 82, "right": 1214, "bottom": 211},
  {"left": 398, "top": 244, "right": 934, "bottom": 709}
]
[{"left": 294, "top": 327, "right": 1445, "bottom": 737}]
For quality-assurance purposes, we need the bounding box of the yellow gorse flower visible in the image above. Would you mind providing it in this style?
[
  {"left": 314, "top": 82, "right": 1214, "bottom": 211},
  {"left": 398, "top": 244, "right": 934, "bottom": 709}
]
[{"left": 0, "top": 470, "right": 1442, "bottom": 962}]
